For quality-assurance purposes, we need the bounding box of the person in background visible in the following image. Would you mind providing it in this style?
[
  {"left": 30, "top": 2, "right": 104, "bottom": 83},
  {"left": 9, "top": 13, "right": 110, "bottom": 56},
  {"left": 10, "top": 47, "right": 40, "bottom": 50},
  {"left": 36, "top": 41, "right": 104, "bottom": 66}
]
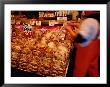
[{"left": 64, "top": 13, "right": 100, "bottom": 77}]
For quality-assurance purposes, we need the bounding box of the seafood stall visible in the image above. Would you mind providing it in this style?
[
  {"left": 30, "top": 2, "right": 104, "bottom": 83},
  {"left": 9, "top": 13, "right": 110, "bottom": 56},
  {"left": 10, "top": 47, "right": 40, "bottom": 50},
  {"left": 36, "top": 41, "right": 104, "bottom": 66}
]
[{"left": 11, "top": 11, "right": 78, "bottom": 77}]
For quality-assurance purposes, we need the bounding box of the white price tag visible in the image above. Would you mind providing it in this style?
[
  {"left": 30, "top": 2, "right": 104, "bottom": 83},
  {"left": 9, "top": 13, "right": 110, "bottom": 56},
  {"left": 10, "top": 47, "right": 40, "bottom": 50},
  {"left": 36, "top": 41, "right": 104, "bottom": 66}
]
[
  {"left": 36, "top": 21, "right": 41, "bottom": 26},
  {"left": 49, "top": 21, "right": 55, "bottom": 26}
]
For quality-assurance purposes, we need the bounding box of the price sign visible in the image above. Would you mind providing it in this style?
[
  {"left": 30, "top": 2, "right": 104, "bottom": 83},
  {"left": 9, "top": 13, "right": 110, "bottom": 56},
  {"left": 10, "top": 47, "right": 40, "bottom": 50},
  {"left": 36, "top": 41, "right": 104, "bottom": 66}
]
[
  {"left": 49, "top": 20, "right": 55, "bottom": 26},
  {"left": 36, "top": 21, "right": 41, "bottom": 26}
]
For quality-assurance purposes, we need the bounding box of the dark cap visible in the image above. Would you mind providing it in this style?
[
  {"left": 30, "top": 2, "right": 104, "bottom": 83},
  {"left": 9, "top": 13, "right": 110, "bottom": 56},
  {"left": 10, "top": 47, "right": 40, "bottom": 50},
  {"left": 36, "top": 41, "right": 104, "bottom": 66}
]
[{"left": 85, "top": 13, "right": 100, "bottom": 23}]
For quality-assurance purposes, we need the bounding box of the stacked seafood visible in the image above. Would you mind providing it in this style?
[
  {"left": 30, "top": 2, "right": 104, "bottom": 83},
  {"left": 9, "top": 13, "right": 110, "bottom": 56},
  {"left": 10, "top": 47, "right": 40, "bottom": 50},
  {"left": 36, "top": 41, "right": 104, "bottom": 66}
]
[{"left": 11, "top": 25, "right": 74, "bottom": 77}]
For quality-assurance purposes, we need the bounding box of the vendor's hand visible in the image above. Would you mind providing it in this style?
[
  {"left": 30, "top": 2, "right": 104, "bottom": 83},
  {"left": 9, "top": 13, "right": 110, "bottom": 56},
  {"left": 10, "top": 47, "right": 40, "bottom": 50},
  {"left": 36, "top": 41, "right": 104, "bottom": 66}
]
[
  {"left": 63, "top": 22, "right": 79, "bottom": 38},
  {"left": 68, "top": 21, "right": 80, "bottom": 28},
  {"left": 63, "top": 22, "right": 73, "bottom": 31}
]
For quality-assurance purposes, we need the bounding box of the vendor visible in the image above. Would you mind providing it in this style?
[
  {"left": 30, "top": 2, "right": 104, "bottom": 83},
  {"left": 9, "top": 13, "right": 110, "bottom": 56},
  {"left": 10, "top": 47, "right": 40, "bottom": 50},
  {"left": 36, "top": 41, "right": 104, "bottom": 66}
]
[{"left": 64, "top": 13, "right": 100, "bottom": 77}]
